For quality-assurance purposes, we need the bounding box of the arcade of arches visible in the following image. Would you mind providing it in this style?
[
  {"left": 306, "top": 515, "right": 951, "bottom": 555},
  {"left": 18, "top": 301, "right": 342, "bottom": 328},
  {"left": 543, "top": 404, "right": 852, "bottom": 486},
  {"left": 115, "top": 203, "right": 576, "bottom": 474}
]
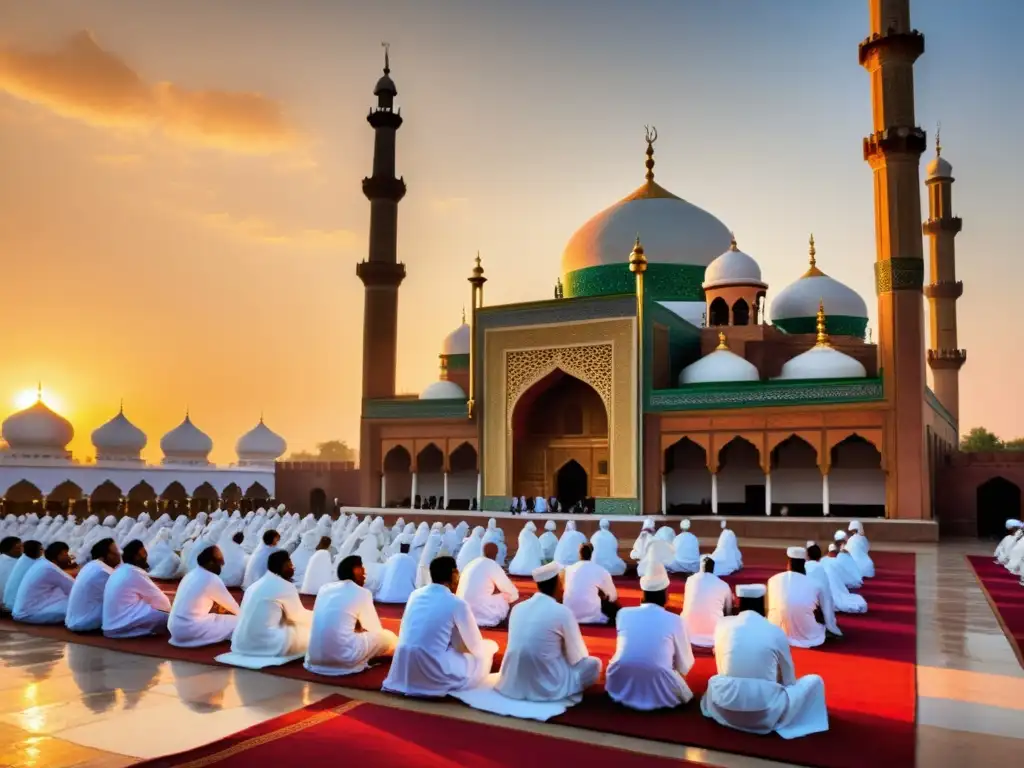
[{"left": 381, "top": 440, "right": 480, "bottom": 509}]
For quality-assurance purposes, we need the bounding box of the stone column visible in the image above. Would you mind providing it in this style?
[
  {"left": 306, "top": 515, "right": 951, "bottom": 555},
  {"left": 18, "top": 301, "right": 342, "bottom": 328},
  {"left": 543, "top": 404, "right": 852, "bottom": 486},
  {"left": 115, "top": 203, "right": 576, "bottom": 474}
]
[
  {"left": 660, "top": 474, "right": 667, "bottom": 514},
  {"left": 765, "top": 472, "right": 772, "bottom": 516},
  {"left": 475, "top": 472, "right": 482, "bottom": 510},
  {"left": 443, "top": 472, "right": 449, "bottom": 510},
  {"left": 380, "top": 474, "right": 387, "bottom": 508},
  {"left": 822, "top": 472, "right": 831, "bottom": 517},
  {"left": 410, "top": 473, "right": 418, "bottom": 509},
  {"left": 711, "top": 472, "right": 719, "bottom": 515}
]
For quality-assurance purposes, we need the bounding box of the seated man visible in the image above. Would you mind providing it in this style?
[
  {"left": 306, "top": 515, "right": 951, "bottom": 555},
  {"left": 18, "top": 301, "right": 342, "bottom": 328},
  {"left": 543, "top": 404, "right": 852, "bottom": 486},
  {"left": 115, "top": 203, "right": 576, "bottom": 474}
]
[
  {"left": 66, "top": 538, "right": 120, "bottom": 632},
  {"left": 831, "top": 532, "right": 863, "bottom": 588},
  {"left": 701, "top": 584, "right": 828, "bottom": 739},
  {"left": 667, "top": 520, "right": 700, "bottom": 574},
  {"left": 383, "top": 555, "right": 499, "bottom": 697},
  {"left": 375, "top": 542, "right": 419, "bottom": 604},
  {"left": 102, "top": 539, "right": 172, "bottom": 638},
  {"left": 766, "top": 547, "right": 827, "bottom": 648},
  {"left": 496, "top": 562, "right": 601, "bottom": 702},
  {"left": 821, "top": 544, "right": 868, "bottom": 613},
  {"left": 802, "top": 543, "right": 845, "bottom": 634},
  {"left": 300, "top": 536, "right": 337, "bottom": 596},
  {"left": 607, "top": 563, "right": 694, "bottom": 710},
  {"left": 590, "top": 520, "right": 626, "bottom": 576},
  {"left": 845, "top": 521, "right": 874, "bottom": 578},
  {"left": 304, "top": 555, "right": 398, "bottom": 676},
  {"left": 682, "top": 555, "right": 734, "bottom": 647},
  {"left": 0, "top": 536, "right": 23, "bottom": 599},
  {"left": 169, "top": 545, "right": 241, "bottom": 648},
  {"left": 13, "top": 541, "right": 75, "bottom": 624},
  {"left": 563, "top": 543, "right": 619, "bottom": 625},
  {"left": 995, "top": 519, "right": 1022, "bottom": 564},
  {"left": 219, "top": 531, "right": 248, "bottom": 588},
  {"left": 456, "top": 542, "right": 519, "bottom": 627},
  {"left": 242, "top": 529, "right": 280, "bottom": 589},
  {"left": 2, "top": 540, "right": 41, "bottom": 613},
  {"left": 231, "top": 550, "right": 313, "bottom": 658},
  {"left": 553, "top": 521, "right": 587, "bottom": 566},
  {"left": 538, "top": 521, "right": 558, "bottom": 562}
]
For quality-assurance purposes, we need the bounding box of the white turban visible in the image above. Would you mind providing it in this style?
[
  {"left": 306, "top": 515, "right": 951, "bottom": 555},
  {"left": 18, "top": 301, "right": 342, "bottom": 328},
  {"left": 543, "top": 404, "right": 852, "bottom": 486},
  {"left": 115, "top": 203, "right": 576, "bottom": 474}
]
[
  {"left": 736, "top": 584, "right": 766, "bottom": 599},
  {"left": 532, "top": 561, "right": 563, "bottom": 583},
  {"left": 805, "top": 540, "right": 816, "bottom": 549},
  {"left": 680, "top": 519, "right": 691, "bottom": 531},
  {"left": 828, "top": 543, "right": 838, "bottom": 553},
  {"left": 786, "top": 546, "right": 807, "bottom": 560},
  {"left": 834, "top": 530, "right": 847, "bottom": 542}
]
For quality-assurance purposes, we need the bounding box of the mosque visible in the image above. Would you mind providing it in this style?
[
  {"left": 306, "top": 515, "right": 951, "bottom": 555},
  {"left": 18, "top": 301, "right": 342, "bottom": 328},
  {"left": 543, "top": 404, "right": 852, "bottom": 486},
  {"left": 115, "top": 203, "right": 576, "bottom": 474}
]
[
  {"left": 0, "top": 390, "right": 283, "bottom": 516},
  {"left": 328, "top": 31, "right": 963, "bottom": 542}
]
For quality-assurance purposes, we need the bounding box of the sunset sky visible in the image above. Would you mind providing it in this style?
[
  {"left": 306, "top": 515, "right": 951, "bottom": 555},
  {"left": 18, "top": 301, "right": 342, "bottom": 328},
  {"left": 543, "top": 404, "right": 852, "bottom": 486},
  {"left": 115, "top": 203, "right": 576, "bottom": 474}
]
[{"left": 1, "top": 0, "right": 1021, "bottom": 464}]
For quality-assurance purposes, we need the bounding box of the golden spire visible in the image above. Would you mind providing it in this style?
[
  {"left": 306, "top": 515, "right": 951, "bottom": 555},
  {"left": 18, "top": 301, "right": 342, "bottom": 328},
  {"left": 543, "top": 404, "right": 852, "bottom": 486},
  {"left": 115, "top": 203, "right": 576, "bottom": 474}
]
[
  {"left": 471, "top": 251, "right": 484, "bottom": 279},
  {"left": 729, "top": 232, "right": 738, "bottom": 251},
  {"left": 36, "top": 381, "right": 42, "bottom": 402},
  {"left": 628, "top": 234, "right": 647, "bottom": 273},
  {"left": 461, "top": 306, "right": 466, "bottom": 324},
  {"left": 802, "top": 233, "right": 824, "bottom": 278},
  {"left": 644, "top": 125, "right": 658, "bottom": 183},
  {"left": 716, "top": 331, "right": 729, "bottom": 350},
  {"left": 815, "top": 300, "right": 831, "bottom": 347},
  {"left": 382, "top": 41, "right": 391, "bottom": 75},
  {"left": 935, "top": 121, "right": 941, "bottom": 157}
]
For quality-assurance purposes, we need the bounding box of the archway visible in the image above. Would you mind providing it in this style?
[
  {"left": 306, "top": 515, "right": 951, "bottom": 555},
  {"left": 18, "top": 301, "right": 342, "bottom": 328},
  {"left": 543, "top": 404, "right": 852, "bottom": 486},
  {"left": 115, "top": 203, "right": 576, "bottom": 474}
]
[
  {"left": 718, "top": 437, "right": 764, "bottom": 515},
  {"left": 4, "top": 480, "right": 42, "bottom": 515},
  {"left": 709, "top": 297, "right": 729, "bottom": 327},
  {"left": 977, "top": 477, "right": 1021, "bottom": 539},
  {"left": 161, "top": 481, "right": 188, "bottom": 514},
  {"left": 770, "top": 436, "right": 820, "bottom": 516},
  {"left": 309, "top": 487, "right": 327, "bottom": 515},
  {"left": 448, "top": 442, "right": 478, "bottom": 510},
  {"left": 244, "top": 482, "right": 270, "bottom": 511},
  {"left": 416, "top": 443, "right": 444, "bottom": 509},
  {"left": 91, "top": 480, "right": 124, "bottom": 516},
  {"left": 664, "top": 437, "right": 710, "bottom": 514},
  {"left": 382, "top": 445, "right": 412, "bottom": 508},
  {"left": 193, "top": 482, "right": 218, "bottom": 513},
  {"left": 732, "top": 299, "right": 750, "bottom": 326},
  {"left": 556, "top": 460, "right": 588, "bottom": 509},
  {"left": 830, "top": 435, "right": 885, "bottom": 518},
  {"left": 127, "top": 481, "right": 157, "bottom": 517},
  {"left": 49, "top": 480, "right": 83, "bottom": 513},
  {"left": 512, "top": 369, "right": 608, "bottom": 502}
]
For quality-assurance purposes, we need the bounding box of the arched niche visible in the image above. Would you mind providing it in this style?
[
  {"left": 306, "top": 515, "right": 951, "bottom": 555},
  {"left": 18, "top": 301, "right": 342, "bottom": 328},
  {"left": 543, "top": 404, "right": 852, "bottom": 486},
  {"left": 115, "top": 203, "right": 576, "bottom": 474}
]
[
  {"left": 709, "top": 297, "right": 729, "bottom": 327},
  {"left": 383, "top": 445, "right": 412, "bottom": 508},
  {"left": 717, "top": 437, "right": 765, "bottom": 515},
  {"left": 732, "top": 298, "right": 750, "bottom": 326},
  {"left": 663, "top": 437, "right": 710, "bottom": 514},
  {"left": 770, "top": 435, "right": 821, "bottom": 516},
  {"left": 415, "top": 443, "right": 445, "bottom": 509},
  {"left": 309, "top": 487, "right": 327, "bottom": 515},
  {"left": 829, "top": 435, "right": 885, "bottom": 517},
  {"left": 448, "top": 442, "right": 479, "bottom": 510},
  {"left": 977, "top": 477, "right": 1021, "bottom": 539}
]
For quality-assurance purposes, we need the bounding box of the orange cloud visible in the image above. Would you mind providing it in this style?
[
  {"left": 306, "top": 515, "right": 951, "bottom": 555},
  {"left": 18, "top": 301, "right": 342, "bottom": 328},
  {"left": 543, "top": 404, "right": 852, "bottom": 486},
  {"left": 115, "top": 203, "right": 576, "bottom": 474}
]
[
  {"left": 199, "top": 211, "right": 359, "bottom": 250},
  {"left": 0, "top": 31, "right": 297, "bottom": 153}
]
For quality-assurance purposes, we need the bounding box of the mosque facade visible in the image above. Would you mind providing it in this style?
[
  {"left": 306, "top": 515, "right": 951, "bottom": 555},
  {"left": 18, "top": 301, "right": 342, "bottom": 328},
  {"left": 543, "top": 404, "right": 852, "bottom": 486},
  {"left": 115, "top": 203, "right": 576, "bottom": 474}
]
[{"left": 337, "top": 11, "right": 962, "bottom": 534}]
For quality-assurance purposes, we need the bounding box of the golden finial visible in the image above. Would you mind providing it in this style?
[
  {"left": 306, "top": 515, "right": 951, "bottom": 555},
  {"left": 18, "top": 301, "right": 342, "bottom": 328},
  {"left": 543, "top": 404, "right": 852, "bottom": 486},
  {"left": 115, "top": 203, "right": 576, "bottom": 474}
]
[
  {"left": 36, "top": 381, "right": 42, "bottom": 402},
  {"left": 802, "top": 233, "right": 824, "bottom": 278},
  {"left": 935, "top": 121, "right": 941, "bottom": 157},
  {"left": 729, "top": 232, "right": 738, "bottom": 251},
  {"left": 644, "top": 125, "right": 658, "bottom": 183},
  {"left": 808, "top": 234, "right": 816, "bottom": 265},
  {"left": 461, "top": 306, "right": 466, "bottom": 324},
  {"left": 382, "top": 41, "right": 391, "bottom": 75},
  {"left": 119, "top": 398, "right": 124, "bottom": 415},
  {"left": 471, "top": 251, "right": 484, "bottom": 278},
  {"left": 628, "top": 234, "right": 647, "bottom": 273},
  {"left": 716, "top": 331, "right": 729, "bottom": 350},
  {"left": 815, "top": 300, "right": 831, "bottom": 347}
]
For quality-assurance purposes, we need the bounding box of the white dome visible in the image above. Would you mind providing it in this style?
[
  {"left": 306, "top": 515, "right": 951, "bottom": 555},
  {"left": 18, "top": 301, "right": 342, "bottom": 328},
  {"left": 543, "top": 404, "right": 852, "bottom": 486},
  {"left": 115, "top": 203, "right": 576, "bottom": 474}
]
[
  {"left": 926, "top": 154, "right": 952, "bottom": 181},
  {"left": 92, "top": 407, "right": 146, "bottom": 459},
  {"left": 776, "top": 345, "right": 867, "bottom": 381},
  {"left": 1, "top": 399, "right": 74, "bottom": 454},
  {"left": 703, "top": 239, "right": 766, "bottom": 290},
  {"left": 442, "top": 322, "right": 470, "bottom": 356},
  {"left": 770, "top": 239, "right": 867, "bottom": 329},
  {"left": 680, "top": 335, "right": 760, "bottom": 385},
  {"left": 160, "top": 414, "right": 213, "bottom": 464},
  {"left": 236, "top": 419, "right": 287, "bottom": 462},
  {"left": 420, "top": 380, "right": 466, "bottom": 400}
]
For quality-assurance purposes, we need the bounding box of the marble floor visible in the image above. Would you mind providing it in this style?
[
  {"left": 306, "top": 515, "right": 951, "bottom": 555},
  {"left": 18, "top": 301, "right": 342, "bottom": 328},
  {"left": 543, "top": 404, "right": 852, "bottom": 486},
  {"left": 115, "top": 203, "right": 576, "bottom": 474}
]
[{"left": 1, "top": 539, "right": 1021, "bottom": 768}]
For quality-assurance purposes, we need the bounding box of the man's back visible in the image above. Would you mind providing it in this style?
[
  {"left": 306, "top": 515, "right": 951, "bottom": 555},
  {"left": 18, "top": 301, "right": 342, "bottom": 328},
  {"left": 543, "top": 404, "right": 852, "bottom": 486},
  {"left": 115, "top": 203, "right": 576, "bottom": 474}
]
[
  {"left": 766, "top": 571, "right": 823, "bottom": 648},
  {"left": 396, "top": 583, "right": 459, "bottom": 654},
  {"left": 457, "top": 557, "right": 501, "bottom": 602},
  {"left": 613, "top": 603, "right": 683, "bottom": 670},
  {"left": 713, "top": 611, "right": 789, "bottom": 683}
]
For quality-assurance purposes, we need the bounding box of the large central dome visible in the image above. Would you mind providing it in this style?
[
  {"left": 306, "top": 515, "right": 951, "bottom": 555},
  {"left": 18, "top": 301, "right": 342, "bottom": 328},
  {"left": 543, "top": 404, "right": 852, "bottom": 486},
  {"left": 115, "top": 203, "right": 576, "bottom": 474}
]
[{"left": 560, "top": 140, "right": 731, "bottom": 302}]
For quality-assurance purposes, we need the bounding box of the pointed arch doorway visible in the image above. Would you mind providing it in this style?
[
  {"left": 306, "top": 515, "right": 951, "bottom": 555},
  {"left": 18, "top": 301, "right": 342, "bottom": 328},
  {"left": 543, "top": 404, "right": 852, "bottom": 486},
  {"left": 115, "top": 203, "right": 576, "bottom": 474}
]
[{"left": 556, "top": 460, "right": 588, "bottom": 509}]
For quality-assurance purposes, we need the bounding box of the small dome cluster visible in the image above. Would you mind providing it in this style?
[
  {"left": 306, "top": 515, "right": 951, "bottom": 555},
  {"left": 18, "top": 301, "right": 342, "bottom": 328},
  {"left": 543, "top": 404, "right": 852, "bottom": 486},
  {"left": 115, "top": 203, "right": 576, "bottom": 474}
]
[{"left": 679, "top": 333, "right": 759, "bottom": 385}]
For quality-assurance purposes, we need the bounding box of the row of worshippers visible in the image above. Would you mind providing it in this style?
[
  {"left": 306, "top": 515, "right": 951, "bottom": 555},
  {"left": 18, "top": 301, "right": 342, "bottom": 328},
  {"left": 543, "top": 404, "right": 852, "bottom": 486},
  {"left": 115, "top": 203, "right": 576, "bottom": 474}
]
[{"left": 995, "top": 519, "right": 1024, "bottom": 584}]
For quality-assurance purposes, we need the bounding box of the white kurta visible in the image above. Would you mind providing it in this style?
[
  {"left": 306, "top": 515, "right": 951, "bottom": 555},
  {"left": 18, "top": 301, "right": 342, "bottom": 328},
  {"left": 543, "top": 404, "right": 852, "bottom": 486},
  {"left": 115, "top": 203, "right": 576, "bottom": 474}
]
[
  {"left": 767, "top": 571, "right": 825, "bottom": 648},
  {"left": 700, "top": 611, "right": 829, "bottom": 739},
  {"left": 710, "top": 529, "right": 743, "bottom": 576},
  {"left": 65, "top": 560, "right": 114, "bottom": 631},
  {"left": 845, "top": 533, "right": 874, "bottom": 578},
  {"left": 668, "top": 531, "right": 700, "bottom": 573},
  {"left": 564, "top": 560, "right": 617, "bottom": 625},
  {"left": 0, "top": 554, "right": 18, "bottom": 600},
  {"left": 835, "top": 551, "right": 863, "bottom": 587},
  {"left": 169, "top": 567, "right": 240, "bottom": 647},
  {"left": 538, "top": 530, "right": 558, "bottom": 562},
  {"left": 2, "top": 555, "right": 37, "bottom": 611},
  {"left": 382, "top": 583, "right": 499, "bottom": 697},
  {"left": 456, "top": 531, "right": 485, "bottom": 572},
  {"left": 231, "top": 572, "right": 313, "bottom": 657},
  {"left": 13, "top": 559, "right": 74, "bottom": 624},
  {"left": 496, "top": 592, "right": 600, "bottom": 702},
  {"left": 820, "top": 558, "right": 868, "bottom": 613},
  {"left": 508, "top": 528, "right": 544, "bottom": 576},
  {"left": 995, "top": 533, "right": 1019, "bottom": 563},
  {"left": 299, "top": 550, "right": 335, "bottom": 596},
  {"left": 376, "top": 553, "right": 419, "bottom": 604},
  {"left": 553, "top": 529, "right": 588, "bottom": 566},
  {"left": 681, "top": 571, "right": 734, "bottom": 647},
  {"left": 481, "top": 526, "right": 507, "bottom": 567},
  {"left": 304, "top": 580, "right": 397, "bottom": 676},
  {"left": 242, "top": 544, "right": 276, "bottom": 590},
  {"left": 590, "top": 529, "right": 627, "bottom": 576},
  {"left": 456, "top": 557, "right": 519, "bottom": 627},
  {"left": 607, "top": 603, "right": 694, "bottom": 710},
  {"left": 803, "top": 562, "right": 842, "bottom": 635},
  {"left": 102, "top": 564, "right": 171, "bottom": 638}
]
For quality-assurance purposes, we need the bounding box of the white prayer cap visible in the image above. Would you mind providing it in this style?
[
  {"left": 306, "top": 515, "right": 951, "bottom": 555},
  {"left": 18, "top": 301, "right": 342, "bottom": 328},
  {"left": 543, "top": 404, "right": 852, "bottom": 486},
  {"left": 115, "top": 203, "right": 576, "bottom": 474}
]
[
  {"left": 806, "top": 540, "right": 816, "bottom": 549},
  {"left": 680, "top": 519, "right": 691, "bottom": 531},
  {"left": 488, "top": 518, "right": 497, "bottom": 529},
  {"left": 786, "top": 546, "right": 807, "bottom": 560},
  {"left": 600, "top": 519, "right": 610, "bottom": 530},
  {"left": 566, "top": 520, "right": 577, "bottom": 531},
  {"left": 544, "top": 520, "right": 556, "bottom": 531},
  {"left": 532, "top": 561, "right": 563, "bottom": 584},
  {"left": 1008, "top": 519, "right": 1023, "bottom": 529},
  {"left": 640, "top": 563, "right": 670, "bottom": 592},
  {"left": 525, "top": 521, "right": 536, "bottom": 532},
  {"left": 834, "top": 530, "right": 847, "bottom": 542},
  {"left": 828, "top": 543, "right": 837, "bottom": 553},
  {"left": 848, "top": 520, "right": 864, "bottom": 533},
  {"left": 642, "top": 517, "right": 656, "bottom": 531},
  {"left": 736, "top": 584, "right": 766, "bottom": 599},
  {"left": 720, "top": 520, "right": 727, "bottom": 529}
]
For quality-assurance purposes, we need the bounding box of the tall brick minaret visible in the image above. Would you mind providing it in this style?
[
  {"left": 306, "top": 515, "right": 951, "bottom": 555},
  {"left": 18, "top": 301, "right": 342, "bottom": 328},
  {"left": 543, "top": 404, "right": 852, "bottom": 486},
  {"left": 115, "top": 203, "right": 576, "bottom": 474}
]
[
  {"left": 357, "top": 44, "right": 406, "bottom": 403},
  {"left": 923, "top": 130, "right": 966, "bottom": 422},
  {"left": 859, "top": 1, "right": 929, "bottom": 518}
]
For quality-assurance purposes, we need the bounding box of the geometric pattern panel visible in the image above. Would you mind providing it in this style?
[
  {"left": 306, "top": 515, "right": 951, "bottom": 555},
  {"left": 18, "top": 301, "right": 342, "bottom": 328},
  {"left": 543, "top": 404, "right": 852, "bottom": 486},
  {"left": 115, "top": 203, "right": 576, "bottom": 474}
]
[{"left": 505, "top": 343, "right": 614, "bottom": 423}]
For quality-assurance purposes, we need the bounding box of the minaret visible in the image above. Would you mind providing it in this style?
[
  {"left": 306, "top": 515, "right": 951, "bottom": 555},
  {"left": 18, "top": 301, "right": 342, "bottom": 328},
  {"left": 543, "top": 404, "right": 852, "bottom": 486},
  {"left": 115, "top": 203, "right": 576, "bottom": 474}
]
[
  {"left": 356, "top": 43, "right": 406, "bottom": 402},
  {"left": 923, "top": 129, "right": 966, "bottom": 421},
  {"left": 859, "top": 1, "right": 929, "bottom": 518}
]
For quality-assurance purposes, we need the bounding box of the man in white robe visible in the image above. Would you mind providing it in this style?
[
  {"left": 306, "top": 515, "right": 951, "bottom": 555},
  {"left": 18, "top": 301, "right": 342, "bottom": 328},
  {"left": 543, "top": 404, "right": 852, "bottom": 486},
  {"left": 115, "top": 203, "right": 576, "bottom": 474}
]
[
  {"left": 590, "top": 519, "right": 626, "bottom": 576},
  {"left": 169, "top": 545, "right": 240, "bottom": 647},
  {"left": 456, "top": 526, "right": 485, "bottom": 572},
  {"left": 607, "top": 563, "right": 694, "bottom": 710},
  {"left": 701, "top": 584, "right": 828, "bottom": 739},
  {"left": 300, "top": 537, "right": 336, "bottom": 596},
  {"left": 383, "top": 555, "right": 499, "bottom": 697},
  {"left": 66, "top": 538, "right": 121, "bottom": 632},
  {"left": 242, "top": 529, "right": 280, "bottom": 590},
  {"left": 832, "top": 531, "right": 863, "bottom": 587},
  {"left": 564, "top": 543, "right": 619, "bottom": 624},
  {"left": 508, "top": 521, "right": 543, "bottom": 576},
  {"left": 230, "top": 551, "right": 313, "bottom": 658},
  {"left": 709, "top": 520, "right": 743, "bottom": 576},
  {"left": 767, "top": 547, "right": 828, "bottom": 648},
  {"left": 630, "top": 518, "right": 656, "bottom": 563},
  {"left": 13, "top": 541, "right": 76, "bottom": 624},
  {"left": 996, "top": 520, "right": 1023, "bottom": 563},
  {"left": 415, "top": 527, "right": 445, "bottom": 589},
  {"left": 219, "top": 531, "right": 248, "bottom": 588},
  {"left": 668, "top": 520, "right": 700, "bottom": 574},
  {"left": 102, "top": 540, "right": 172, "bottom": 637},
  {"left": 495, "top": 562, "right": 600, "bottom": 703},
  {"left": 682, "top": 555, "right": 734, "bottom": 647},
  {"left": 802, "top": 543, "right": 843, "bottom": 635},
  {"left": 304, "top": 555, "right": 397, "bottom": 676},
  {"left": 290, "top": 531, "right": 319, "bottom": 586},
  {"left": 456, "top": 543, "right": 519, "bottom": 627},
  {"left": 822, "top": 544, "right": 868, "bottom": 613},
  {"left": 3, "top": 540, "right": 41, "bottom": 613},
  {"left": 553, "top": 520, "right": 587, "bottom": 566},
  {"left": 845, "top": 521, "right": 874, "bottom": 578},
  {"left": 376, "top": 543, "right": 419, "bottom": 605},
  {"left": 538, "top": 521, "right": 558, "bottom": 562},
  {"left": 0, "top": 536, "right": 22, "bottom": 599},
  {"left": 481, "top": 519, "right": 507, "bottom": 567}
]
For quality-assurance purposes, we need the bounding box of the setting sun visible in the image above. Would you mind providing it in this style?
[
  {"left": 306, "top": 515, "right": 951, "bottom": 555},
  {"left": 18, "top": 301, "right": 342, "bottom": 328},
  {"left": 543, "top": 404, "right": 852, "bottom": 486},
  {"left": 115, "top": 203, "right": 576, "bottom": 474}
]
[{"left": 13, "top": 387, "right": 65, "bottom": 414}]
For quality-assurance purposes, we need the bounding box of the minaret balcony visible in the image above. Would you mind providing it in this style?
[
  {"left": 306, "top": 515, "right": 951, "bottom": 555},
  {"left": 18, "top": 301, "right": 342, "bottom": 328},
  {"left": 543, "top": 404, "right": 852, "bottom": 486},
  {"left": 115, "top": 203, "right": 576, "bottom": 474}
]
[
  {"left": 362, "top": 175, "right": 407, "bottom": 202},
  {"left": 863, "top": 127, "right": 927, "bottom": 162},
  {"left": 923, "top": 217, "right": 962, "bottom": 235},
  {"left": 858, "top": 29, "right": 925, "bottom": 66},
  {"left": 356, "top": 260, "right": 406, "bottom": 288},
  {"left": 927, "top": 349, "right": 967, "bottom": 370},
  {"left": 923, "top": 281, "right": 963, "bottom": 300},
  {"left": 367, "top": 109, "right": 403, "bottom": 130}
]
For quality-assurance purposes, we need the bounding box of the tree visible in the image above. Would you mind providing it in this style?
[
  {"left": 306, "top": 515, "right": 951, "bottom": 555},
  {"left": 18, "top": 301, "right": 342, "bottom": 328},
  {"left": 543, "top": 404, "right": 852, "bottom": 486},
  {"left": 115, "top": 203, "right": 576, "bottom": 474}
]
[
  {"left": 286, "top": 450, "right": 319, "bottom": 461},
  {"left": 1004, "top": 437, "right": 1024, "bottom": 452},
  {"left": 287, "top": 440, "right": 358, "bottom": 463},
  {"left": 960, "top": 427, "right": 1003, "bottom": 452}
]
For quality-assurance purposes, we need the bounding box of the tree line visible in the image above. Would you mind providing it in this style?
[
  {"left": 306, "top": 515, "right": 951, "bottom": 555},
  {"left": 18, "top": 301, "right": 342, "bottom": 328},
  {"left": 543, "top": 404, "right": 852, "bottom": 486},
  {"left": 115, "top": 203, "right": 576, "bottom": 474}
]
[
  {"left": 287, "top": 440, "right": 358, "bottom": 463},
  {"left": 960, "top": 427, "right": 1024, "bottom": 453}
]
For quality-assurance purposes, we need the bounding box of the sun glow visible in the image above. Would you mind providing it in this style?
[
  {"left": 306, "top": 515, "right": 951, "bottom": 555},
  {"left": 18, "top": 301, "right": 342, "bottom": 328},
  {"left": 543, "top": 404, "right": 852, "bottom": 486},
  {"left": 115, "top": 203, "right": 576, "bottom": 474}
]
[{"left": 13, "top": 387, "right": 65, "bottom": 413}]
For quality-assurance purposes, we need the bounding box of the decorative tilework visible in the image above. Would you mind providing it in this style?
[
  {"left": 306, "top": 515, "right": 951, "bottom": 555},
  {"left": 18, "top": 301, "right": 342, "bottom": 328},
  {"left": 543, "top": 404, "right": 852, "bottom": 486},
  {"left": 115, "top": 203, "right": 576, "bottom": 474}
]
[
  {"left": 774, "top": 315, "right": 868, "bottom": 339},
  {"left": 505, "top": 344, "right": 614, "bottom": 418},
  {"left": 564, "top": 263, "right": 707, "bottom": 302},
  {"left": 363, "top": 398, "right": 468, "bottom": 419},
  {"left": 595, "top": 497, "right": 640, "bottom": 515},
  {"left": 874, "top": 257, "right": 925, "bottom": 294},
  {"left": 647, "top": 378, "right": 884, "bottom": 412}
]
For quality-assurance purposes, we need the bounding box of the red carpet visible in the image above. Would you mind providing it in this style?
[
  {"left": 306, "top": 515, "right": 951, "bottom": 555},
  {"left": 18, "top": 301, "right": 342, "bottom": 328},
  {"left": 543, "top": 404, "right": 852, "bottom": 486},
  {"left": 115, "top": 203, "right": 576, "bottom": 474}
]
[
  {"left": 966, "top": 555, "right": 1024, "bottom": 668},
  {"left": 135, "top": 693, "right": 697, "bottom": 768},
  {"left": 0, "top": 547, "right": 917, "bottom": 768}
]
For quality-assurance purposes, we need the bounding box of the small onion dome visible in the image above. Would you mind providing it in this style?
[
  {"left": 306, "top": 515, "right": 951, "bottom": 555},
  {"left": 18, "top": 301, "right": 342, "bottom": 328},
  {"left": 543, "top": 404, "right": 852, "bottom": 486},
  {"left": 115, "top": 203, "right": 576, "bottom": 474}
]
[
  {"left": 374, "top": 48, "right": 397, "bottom": 96},
  {"left": 776, "top": 302, "right": 867, "bottom": 381},
  {"left": 236, "top": 418, "right": 287, "bottom": 462},
  {"left": 442, "top": 319, "right": 470, "bottom": 356},
  {"left": 679, "top": 332, "right": 760, "bottom": 385},
  {"left": 1, "top": 395, "right": 74, "bottom": 452},
  {"left": 420, "top": 380, "right": 466, "bottom": 400},
  {"left": 770, "top": 235, "right": 867, "bottom": 336},
  {"left": 160, "top": 413, "right": 213, "bottom": 464},
  {"left": 702, "top": 237, "right": 767, "bottom": 290},
  {"left": 92, "top": 405, "right": 147, "bottom": 459},
  {"left": 925, "top": 154, "right": 952, "bottom": 181}
]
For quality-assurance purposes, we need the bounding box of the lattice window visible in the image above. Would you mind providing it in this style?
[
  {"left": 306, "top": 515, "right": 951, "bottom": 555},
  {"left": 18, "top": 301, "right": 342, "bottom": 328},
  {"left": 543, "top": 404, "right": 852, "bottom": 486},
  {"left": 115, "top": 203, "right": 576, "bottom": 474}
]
[{"left": 505, "top": 344, "right": 614, "bottom": 425}]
